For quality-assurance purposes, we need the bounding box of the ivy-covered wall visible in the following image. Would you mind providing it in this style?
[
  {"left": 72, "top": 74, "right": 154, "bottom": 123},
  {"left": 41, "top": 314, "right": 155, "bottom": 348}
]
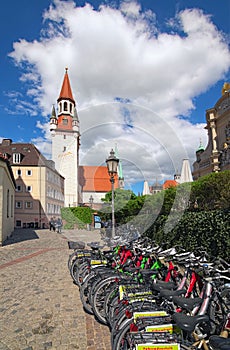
[{"left": 61, "top": 206, "right": 92, "bottom": 229}]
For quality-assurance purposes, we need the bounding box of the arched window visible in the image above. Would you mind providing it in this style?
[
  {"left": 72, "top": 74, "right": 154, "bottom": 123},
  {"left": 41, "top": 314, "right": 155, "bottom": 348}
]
[
  {"left": 70, "top": 104, "right": 73, "bottom": 113},
  {"left": 64, "top": 102, "right": 68, "bottom": 111},
  {"left": 59, "top": 103, "right": 62, "bottom": 113}
]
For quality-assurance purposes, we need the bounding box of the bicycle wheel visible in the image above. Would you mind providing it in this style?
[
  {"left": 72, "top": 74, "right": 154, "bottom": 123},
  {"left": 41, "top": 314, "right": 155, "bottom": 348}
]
[
  {"left": 69, "top": 257, "right": 84, "bottom": 283},
  {"left": 111, "top": 300, "right": 159, "bottom": 344},
  {"left": 68, "top": 251, "right": 78, "bottom": 271},
  {"left": 73, "top": 260, "right": 89, "bottom": 286},
  {"left": 91, "top": 275, "right": 119, "bottom": 325},
  {"left": 80, "top": 275, "right": 95, "bottom": 314},
  {"left": 104, "top": 283, "right": 119, "bottom": 325},
  {"left": 112, "top": 318, "right": 132, "bottom": 350}
]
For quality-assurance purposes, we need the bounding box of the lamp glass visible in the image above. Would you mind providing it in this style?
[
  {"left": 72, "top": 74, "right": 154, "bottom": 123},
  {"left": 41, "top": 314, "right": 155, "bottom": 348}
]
[{"left": 106, "top": 149, "right": 119, "bottom": 175}]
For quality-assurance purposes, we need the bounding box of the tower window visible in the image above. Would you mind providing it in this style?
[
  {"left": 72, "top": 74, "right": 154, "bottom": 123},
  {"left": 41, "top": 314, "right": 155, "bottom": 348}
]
[
  {"left": 64, "top": 135, "right": 66, "bottom": 139},
  {"left": 64, "top": 102, "right": 68, "bottom": 111},
  {"left": 26, "top": 170, "right": 32, "bottom": 176},
  {"left": 70, "top": 104, "right": 73, "bottom": 113},
  {"left": 62, "top": 118, "right": 68, "bottom": 125}
]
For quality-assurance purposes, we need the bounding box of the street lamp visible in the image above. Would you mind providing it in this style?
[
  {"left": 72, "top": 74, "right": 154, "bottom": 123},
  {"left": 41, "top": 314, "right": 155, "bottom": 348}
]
[{"left": 106, "top": 149, "right": 119, "bottom": 238}]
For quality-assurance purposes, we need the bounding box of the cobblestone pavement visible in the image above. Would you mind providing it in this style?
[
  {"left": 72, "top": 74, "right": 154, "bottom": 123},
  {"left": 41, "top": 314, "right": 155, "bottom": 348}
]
[{"left": 0, "top": 228, "right": 111, "bottom": 350}]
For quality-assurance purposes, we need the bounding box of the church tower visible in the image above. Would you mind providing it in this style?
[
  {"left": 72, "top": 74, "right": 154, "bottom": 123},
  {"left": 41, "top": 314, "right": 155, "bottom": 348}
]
[{"left": 50, "top": 68, "right": 80, "bottom": 207}]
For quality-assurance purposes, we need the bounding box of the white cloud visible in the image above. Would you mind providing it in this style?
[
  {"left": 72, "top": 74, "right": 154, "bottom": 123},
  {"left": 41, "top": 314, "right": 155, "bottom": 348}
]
[{"left": 8, "top": 0, "right": 230, "bottom": 184}]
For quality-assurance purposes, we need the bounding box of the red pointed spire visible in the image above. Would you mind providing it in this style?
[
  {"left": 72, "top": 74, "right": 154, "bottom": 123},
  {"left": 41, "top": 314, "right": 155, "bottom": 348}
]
[{"left": 58, "top": 67, "right": 75, "bottom": 103}]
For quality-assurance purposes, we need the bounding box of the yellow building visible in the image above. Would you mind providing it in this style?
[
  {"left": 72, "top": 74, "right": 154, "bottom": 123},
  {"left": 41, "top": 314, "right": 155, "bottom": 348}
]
[
  {"left": 193, "top": 83, "right": 230, "bottom": 179},
  {"left": 0, "top": 154, "right": 15, "bottom": 245},
  {"left": 0, "top": 139, "right": 64, "bottom": 229}
]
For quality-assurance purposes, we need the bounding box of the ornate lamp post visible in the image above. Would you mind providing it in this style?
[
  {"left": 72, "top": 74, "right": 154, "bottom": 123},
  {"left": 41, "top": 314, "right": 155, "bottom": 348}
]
[{"left": 106, "top": 149, "right": 119, "bottom": 238}]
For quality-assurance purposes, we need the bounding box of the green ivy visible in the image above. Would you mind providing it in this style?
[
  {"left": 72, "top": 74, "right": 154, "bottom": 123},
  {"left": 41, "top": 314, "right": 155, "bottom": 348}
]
[{"left": 61, "top": 206, "right": 92, "bottom": 229}]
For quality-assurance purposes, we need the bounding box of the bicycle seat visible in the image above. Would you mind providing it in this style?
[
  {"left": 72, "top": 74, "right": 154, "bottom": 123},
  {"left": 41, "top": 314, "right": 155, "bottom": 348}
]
[
  {"left": 172, "top": 296, "right": 203, "bottom": 312},
  {"left": 159, "top": 288, "right": 186, "bottom": 301},
  {"left": 152, "top": 281, "right": 176, "bottom": 292},
  {"left": 87, "top": 242, "right": 104, "bottom": 250},
  {"left": 172, "top": 313, "right": 209, "bottom": 332},
  {"left": 209, "top": 335, "right": 230, "bottom": 350}
]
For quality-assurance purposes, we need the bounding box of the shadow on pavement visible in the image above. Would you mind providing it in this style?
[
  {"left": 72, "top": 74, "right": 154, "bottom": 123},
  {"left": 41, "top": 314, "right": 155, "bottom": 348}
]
[{"left": 3, "top": 228, "right": 39, "bottom": 246}]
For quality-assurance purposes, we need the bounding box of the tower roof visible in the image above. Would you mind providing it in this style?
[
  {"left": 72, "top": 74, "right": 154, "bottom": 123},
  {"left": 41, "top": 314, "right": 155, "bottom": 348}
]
[
  {"left": 143, "top": 180, "right": 150, "bottom": 195},
  {"left": 180, "top": 159, "right": 193, "bottom": 183},
  {"left": 196, "top": 140, "right": 205, "bottom": 153},
  {"left": 58, "top": 67, "right": 75, "bottom": 102}
]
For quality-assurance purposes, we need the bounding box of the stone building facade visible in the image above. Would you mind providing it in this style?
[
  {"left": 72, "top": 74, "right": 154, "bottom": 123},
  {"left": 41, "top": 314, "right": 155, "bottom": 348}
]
[
  {"left": 0, "top": 139, "right": 64, "bottom": 229},
  {"left": 0, "top": 154, "right": 15, "bottom": 244},
  {"left": 193, "top": 83, "right": 230, "bottom": 179}
]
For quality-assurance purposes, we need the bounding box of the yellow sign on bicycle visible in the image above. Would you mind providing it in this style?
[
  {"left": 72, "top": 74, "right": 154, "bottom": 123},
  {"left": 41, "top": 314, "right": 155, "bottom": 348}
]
[
  {"left": 146, "top": 324, "right": 173, "bottom": 334},
  {"left": 90, "top": 260, "right": 107, "bottom": 265},
  {"left": 136, "top": 343, "right": 180, "bottom": 350},
  {"left": 133, "top": 311, "right": 168, "bottom": 322}
]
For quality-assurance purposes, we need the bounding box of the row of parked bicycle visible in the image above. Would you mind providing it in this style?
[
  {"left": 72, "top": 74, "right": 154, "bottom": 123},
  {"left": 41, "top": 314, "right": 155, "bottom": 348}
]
[{"left": 68, "top": 232, "right": 230, "bottom": 350}]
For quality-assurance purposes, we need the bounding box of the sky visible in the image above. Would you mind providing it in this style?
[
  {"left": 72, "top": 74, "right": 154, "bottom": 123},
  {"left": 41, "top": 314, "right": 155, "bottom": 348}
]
[{"left": 0, "top": 0, "right": 230, "bottom": 195}]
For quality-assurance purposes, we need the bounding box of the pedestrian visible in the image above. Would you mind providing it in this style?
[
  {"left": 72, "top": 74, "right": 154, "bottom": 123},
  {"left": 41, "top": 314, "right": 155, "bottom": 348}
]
[
  {"left": 49, "top": 217, "right": 54, "bottom": 231},
  {"left": 56, "top": 218, "right": 62, "bottom": 233}
]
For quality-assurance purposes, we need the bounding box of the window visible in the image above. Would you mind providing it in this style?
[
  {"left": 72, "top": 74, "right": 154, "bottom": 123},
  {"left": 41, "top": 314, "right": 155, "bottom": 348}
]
[
  {"left": 26, "top": 186, "right": 32, "bottom": 192},
  {"left": 16, "top": 220, "right": 22, "bottom": 227},
  {"left": 16, "top": 201, "right": 22, "bottom": 208},
  {"left": 64, "top": 135, "right": 66, "bottom": 139},
  {"left": 7, "top": 189, "right": 9, "bottom": 218},
  {"left": 26, "top": 170, "right": 32, "bottom": 176},
  {"left": 16, "top": 185, "right": 22, "bottom": 192},
  {"left": 25, "top": 201, "right": 33, "bottom": 209},
  {"left": 64, "top": 101, "right": 68, "bottom": 111},
  {"left": 63, "top": 146, "right": 66, "bottom": 152},
  {"left": 13, "top": 153, "right": 21, "bottom": 164},
  {"left": 17, "top": 169, "right": 22, "bottom": 176},
  {"left": 11, "top": 195, "right": 13, "bottom": 217},
  {"left": 70, "top": 104, "right": 73, "bottom": 113},
  {"left": 62, "top": 118, "right": 68, "bottom": 125}
]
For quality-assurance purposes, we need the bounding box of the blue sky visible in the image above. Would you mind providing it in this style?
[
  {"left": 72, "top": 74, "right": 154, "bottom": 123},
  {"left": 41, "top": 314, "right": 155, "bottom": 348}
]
[{"left": 0, "top": 0, "right": 230, "bottom": 194}]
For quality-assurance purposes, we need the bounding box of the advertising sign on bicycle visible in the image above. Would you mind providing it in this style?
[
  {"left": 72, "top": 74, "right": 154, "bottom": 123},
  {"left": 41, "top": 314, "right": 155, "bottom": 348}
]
[
  {"left": 133, "top": 311, "right": 168, "bottom": 323},
  {"left": 136, "top": 343, "right": 180, "bottom": 350}
]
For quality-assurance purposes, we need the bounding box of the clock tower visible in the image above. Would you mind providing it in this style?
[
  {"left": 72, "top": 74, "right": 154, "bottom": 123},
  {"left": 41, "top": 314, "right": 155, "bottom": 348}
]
[{"left": 50, "top": 68, "right": 80, "bottom": 207}]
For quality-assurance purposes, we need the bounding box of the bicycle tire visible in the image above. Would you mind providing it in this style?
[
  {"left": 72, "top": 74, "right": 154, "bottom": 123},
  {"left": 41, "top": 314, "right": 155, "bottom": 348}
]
[
  {"left": 91, "top": 275, "right": 119, "bottom": 325},
  {"left": 70, "top": 257, "right": 84, "bottom": 283},
  {"left": 73, "top": 260, "right": 89, "bottom": 286},
  {"left": 112, "top": 320, "right": 190, "bottom": 350},
  {"left": 112, "top": 318, "right": 132, "bottom": 350},
  {"left": 80, "top": 277, "right": 94, "bottom": 314}
]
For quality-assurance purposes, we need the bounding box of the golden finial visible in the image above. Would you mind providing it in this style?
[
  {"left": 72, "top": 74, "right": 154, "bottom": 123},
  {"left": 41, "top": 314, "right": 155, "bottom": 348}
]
[
  {"left": 65, "top": 67, "right": 68, "bottom": 73},
  {"left": 222, "top": 82, "right": 230, "bottom": 95}
]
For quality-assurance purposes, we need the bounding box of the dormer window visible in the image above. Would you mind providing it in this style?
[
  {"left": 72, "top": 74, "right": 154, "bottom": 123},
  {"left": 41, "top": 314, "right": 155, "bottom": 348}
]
[{"left": 13, "top": 153, "right": 21, "bottom": 164}]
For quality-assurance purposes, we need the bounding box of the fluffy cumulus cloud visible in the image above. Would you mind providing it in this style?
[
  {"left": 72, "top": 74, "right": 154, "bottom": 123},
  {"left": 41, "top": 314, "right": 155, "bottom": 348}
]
[{"left": 8, "top": 0, "right": 230, "bottom": 187}]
